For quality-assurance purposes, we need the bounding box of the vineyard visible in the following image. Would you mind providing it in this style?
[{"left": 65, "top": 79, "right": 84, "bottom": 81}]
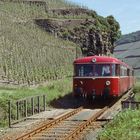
[
  {"left": 0, "top": 1, "right": 82, "bottom": 85},
  {"left": 45, "top": 0, "right": 79, "bottom": 9},
  {"left": 0, "top": 0, "right": 120, "bottom": 86}
]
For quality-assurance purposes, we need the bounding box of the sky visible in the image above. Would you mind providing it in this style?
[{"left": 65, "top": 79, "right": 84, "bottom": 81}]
[{"left": 69, "top": 0, "right": 140, "bottom": 34}]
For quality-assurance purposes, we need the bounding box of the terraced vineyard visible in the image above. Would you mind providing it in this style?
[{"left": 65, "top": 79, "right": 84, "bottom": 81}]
[
  {"left": 0, "top": 0, "right": 120, "bottom": 85},
  {"left": 0, "top": 2, "right": 82, "bottom": 85}
]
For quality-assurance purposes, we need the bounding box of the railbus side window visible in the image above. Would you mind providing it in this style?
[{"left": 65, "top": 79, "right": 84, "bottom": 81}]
[
  {"left": 132, "top": 70, "right": 134, "bottom": 76},
  {"left": 129, "top": 69, "right": 132, "bottom": 76},
  {"left": 115, "top": 64, "right": 120, "bottom": 76},
  {"left": 127, "top": 69, "right": 130, "bottom": 76},
  {"left": 120, "top": 65, "right": 127, "bottom": 76},
  {"left": 124, "top": 67, "right": 127, "bottom": 76},
  {"left": 120, "top": 65, "right": 123, "bottom": 76}
]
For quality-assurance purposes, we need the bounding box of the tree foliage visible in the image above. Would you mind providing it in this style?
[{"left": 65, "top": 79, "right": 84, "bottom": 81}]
[{"left": 106, "top": 15, "right": 121, "bottom": 44}]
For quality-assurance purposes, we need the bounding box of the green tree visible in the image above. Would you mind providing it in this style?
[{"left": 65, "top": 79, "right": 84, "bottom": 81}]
[{"left": 106, "top": 15, "right": 121, "bottom": 45}]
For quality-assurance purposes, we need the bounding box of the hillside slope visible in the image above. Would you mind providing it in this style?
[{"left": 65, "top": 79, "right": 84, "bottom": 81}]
[
  {"left": 114, "top": 41, "right": 140, "bottom": 76},
  {"left": 0, "top": 0, "right": 121, "bottom": 85},
  {"left": 116, "top": 30, "right": 140, "bottom": 45},
  {"left": 0, "top": 2, "right": 81, "bottom": 85},
  {"left": 37, "top": 5, "right": 121, "bottom": 56}
]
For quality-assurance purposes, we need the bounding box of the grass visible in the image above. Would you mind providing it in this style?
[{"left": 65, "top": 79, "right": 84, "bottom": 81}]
[
  {"left": 98, "top": 110, "right": 140, "bottom": 140},
  {"left": 133, "top": 80, "right": 140, "bottom": 100},
  {"left": 0, "top": 77, "right": 72, "bottom": 127},
  {"left": 98, "top": 80, "right": 140, "bottom": 140}
]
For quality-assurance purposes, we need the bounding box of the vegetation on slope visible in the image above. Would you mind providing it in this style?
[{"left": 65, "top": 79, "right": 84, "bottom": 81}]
[
  {"left": 0, "top": 0, "right": 121, "bottom": 85},
  {"left": 39, "top": 6, "right": 121, "bottom": 55},
  {"left": 46, "top": 0, "right": 79, "bottom": 9},
  {"left": 0, "top": 2, "right": 82, "bottom": 85}
]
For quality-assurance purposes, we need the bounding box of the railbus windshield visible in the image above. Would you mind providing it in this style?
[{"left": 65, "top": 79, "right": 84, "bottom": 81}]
[{"left": 74, "top": 64, "right": 120, "bottom": 77}]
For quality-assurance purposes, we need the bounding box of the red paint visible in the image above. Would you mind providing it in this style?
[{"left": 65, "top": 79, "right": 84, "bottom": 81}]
[
  {"left": 74, "top": 55, "right": 130, "bottom": 68},
  {"left": 73, "top": 77, "right": 119, "bottom": 96},
  {"left": 73, "top": 56, "right": 134, "bottom": 98}
]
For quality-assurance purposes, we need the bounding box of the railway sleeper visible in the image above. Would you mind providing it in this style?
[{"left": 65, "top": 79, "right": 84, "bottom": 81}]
[
  {"left": 34, "top": 133, "right": 67, "bottom": 137},
  {"left": 48, "top": 128, "right": 73, "bottom": 132},
  {"left": 42, "top": 131, "right": 70, "bottom": 135}
]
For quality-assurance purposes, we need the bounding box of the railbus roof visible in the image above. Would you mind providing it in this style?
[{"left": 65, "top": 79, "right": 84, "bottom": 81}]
[{"left": 74, "top": 55, "right": 132, "bottom": 69}]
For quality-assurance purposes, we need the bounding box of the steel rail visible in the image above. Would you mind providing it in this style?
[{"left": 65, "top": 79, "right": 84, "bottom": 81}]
[
  {"left": 97, "top": 89, "right": 133, "bottom": 121},
  {"left": 15, "top": 107, "right": 83, "bottom": 140},
  {"left": 64, "top": 89, "right": 133, "bottom": 140},
  {"left": 13, "top": 89, "right": 134, "bottom": 140},
  {"left": 64, "top": 106, "right": 108, "bottom": 140}
]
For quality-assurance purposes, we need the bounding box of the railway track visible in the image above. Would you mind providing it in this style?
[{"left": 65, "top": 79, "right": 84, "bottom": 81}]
[
  {"left": 98, "top": 88, "right": 134, "bottom": 120},
  {"left": 7, "top": 89, "right": 134, "bottom": 140},
  {"left": 14, "top": 106, "right": 108, "bottom": 140}
]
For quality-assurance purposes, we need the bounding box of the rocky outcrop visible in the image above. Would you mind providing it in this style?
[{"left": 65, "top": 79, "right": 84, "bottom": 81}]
[
  {"left": 6, "top": 0, "right": 120, "bottom": 56},
  {"left": 35, "top": 18, "right": 115, "bottom": 56},
  {"left": 71, "top": 25, "right": 113, "bottom": 56}
]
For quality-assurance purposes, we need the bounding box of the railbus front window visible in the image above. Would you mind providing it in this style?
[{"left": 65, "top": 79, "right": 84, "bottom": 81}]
[
  {"left": 94, "top": 64, "right": 111, "bottom": 76},
  {"left": 75, "top": 64, "right": 94, "bottom": 77},
  {"left": 102, "top": 65, "right": 111, "bottom": 76},
  {"left": 74, "top": 64, "right": 120, "bottom": 77}
]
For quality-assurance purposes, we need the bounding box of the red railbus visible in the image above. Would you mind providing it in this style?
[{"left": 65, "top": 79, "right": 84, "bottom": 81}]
[{"left": 73, "top": 55, "right": 134, "bottom": 99}]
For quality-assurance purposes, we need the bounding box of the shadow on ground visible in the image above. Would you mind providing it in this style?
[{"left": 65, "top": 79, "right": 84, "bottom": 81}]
[{"left": 50, "top": 93, "right": 114, "bottom": 109}]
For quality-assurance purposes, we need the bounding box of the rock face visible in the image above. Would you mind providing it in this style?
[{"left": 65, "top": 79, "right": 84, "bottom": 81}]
[
  {"left": 9, "top": 0, "right": 121, "bottom": 56},
  {"left": 69, "top": 24, "right": 113, "bottom": 56},
  {"left": 35, "top": 17, "right": 116, "bottom": 56}
]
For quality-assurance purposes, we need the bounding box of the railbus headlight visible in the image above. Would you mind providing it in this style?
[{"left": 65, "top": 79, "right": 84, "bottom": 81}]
[
  {"left": 92, "top": 58, "right": 96, "bottom": 63},
  {"left": 106, "top": 81, "right": 111, "bottom": 86}
]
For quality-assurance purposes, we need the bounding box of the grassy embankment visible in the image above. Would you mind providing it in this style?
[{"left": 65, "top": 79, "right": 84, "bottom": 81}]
[
  {"left": 98, "top": 80, "right": 140, "bottom": 140},
  {"left": 0, "top": 77, "right": 72, "bottom": 127}
]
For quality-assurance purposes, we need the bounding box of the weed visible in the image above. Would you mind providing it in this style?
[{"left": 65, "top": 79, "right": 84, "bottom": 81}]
[{"left": 0, "top": 78, "right": 72, "bottom": 127}]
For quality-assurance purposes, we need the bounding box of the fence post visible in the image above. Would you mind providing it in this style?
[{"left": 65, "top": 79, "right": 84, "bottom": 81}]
[
  {"left": 136, "top": 103, "right": 139, "bottom": 109},
  {"left": 43, "top": 95, "right": 46, "bottom": 111},
  {"left": 24, "top": 100, "right": 27, "bottom": 118},
  {"left": 31, "top": 97, "right": 34, "bottom": 115},
  {"left": 17, "top": 101, "right": 19, "bottom": 120},
  {"left": 37, "top": 96, "right": 40, "bottom": 113},
  {"left": 8, "top": 100, "right": 11, "bottom": 128}
]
